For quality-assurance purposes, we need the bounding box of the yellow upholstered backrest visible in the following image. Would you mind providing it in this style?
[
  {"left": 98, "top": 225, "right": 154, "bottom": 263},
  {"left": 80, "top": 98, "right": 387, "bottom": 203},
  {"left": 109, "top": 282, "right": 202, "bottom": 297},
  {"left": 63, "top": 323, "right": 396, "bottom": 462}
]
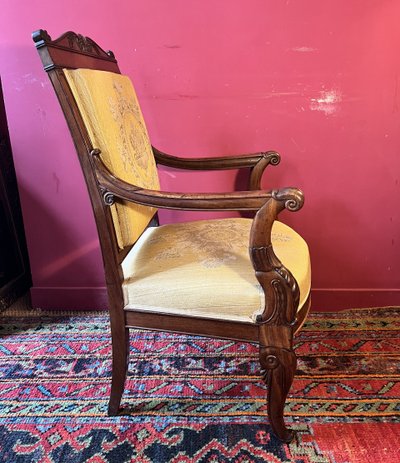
[{"left": 64, "top": 69, "right": 160, "bottom": 248}]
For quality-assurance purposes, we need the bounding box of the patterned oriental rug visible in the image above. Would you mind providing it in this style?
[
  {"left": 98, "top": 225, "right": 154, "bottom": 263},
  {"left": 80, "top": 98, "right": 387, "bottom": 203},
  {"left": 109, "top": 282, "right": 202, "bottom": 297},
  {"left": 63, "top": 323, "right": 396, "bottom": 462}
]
[{"left": 0, "top": 307, "right": 399, "bottom": 463}]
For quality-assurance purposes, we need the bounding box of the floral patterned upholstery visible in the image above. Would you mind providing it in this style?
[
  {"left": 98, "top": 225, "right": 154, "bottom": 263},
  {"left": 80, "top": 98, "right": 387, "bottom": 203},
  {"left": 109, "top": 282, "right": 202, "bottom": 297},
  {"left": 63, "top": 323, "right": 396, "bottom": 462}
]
[
  {"left": 64, "top": 69, "right": 160, "bottom": 248},
  {"left": 121, "top": 218, "right": 311, "bottom": 323}
]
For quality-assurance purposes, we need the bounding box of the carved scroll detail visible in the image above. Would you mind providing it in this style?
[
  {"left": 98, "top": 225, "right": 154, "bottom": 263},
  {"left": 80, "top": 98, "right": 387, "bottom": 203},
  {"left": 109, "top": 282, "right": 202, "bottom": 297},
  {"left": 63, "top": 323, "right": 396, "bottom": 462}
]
[
  {"left": 251, "top": 244, "right": 299, "bottom": 326},
  {"left": 263, "top": 151, "right": 280, "bottom": 166},
  {"left": 255, "top": 276, "right": 298, "bottom": 326},
  {"left": 102, "top": 190, "right": 115, "bottom": 206},
  {"left": 276, "top": 267, "right": 300, "bottom": 317},
  {"left": 90, "top": 148, "right": 101, "bottom": 157},
  {"left": 272, "top": 188, "right": 304, "bottom": 212}
]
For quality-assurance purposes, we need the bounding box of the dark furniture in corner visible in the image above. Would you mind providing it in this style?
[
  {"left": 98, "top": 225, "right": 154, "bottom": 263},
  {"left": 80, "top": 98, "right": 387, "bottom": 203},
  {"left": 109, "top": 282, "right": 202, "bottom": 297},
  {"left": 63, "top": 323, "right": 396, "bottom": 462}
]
[{"left": 0, "top": 78, "right": 32, "bottom": 309}]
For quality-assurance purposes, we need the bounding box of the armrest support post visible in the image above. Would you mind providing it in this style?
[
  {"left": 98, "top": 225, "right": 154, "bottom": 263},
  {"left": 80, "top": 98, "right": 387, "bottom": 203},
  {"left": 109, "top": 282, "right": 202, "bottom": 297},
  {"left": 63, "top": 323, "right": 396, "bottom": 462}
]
[
  {"left": 248, "top": 152, "right": 280, "bottom": 190},
  {"left": 249, "top": 189, "right": 304, "bottom": 326}
]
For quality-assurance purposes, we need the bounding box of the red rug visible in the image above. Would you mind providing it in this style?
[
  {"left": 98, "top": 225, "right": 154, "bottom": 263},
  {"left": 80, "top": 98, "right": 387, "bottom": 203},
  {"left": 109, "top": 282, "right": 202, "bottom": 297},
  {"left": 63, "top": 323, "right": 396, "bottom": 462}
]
[{"left": 0, "top": 307, "right": 399, "bottom": 462}]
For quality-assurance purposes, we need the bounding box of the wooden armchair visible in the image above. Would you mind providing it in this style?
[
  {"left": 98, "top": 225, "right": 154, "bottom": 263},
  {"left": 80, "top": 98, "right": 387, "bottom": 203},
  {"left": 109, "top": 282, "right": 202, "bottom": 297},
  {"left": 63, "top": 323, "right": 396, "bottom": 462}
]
[{"left": 32, "top": 30, "right": 311, "bottom": 443}]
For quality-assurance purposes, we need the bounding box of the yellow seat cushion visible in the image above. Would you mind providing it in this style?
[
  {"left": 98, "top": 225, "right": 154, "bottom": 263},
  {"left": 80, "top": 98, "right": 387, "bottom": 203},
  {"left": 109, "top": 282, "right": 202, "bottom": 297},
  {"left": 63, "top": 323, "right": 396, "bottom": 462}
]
[
  {"left": 121, "top": 218, "right": 311, "bottom": 323},
  {"left": 64, "top": 69, "right": 160, "bottom": 248}
]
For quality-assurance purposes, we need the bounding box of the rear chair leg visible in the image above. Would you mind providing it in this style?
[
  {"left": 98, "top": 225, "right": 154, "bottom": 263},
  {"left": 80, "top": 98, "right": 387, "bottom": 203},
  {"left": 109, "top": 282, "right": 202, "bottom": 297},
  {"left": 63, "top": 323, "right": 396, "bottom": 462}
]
[
  {"left": 108, "top": 326, "right": 130, "bottom": 416},
  {"left": 259, "top": 345, "right": 297, "bottom": 443}
]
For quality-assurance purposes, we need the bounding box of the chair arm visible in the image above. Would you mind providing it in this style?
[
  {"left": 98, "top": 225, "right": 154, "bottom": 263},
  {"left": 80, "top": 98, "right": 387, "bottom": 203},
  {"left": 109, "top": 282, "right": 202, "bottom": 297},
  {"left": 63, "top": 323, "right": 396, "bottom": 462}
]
[
  {"left": 153, "top": 146, "right": 280, "bottom": 190},
  {"left": 92, "top": 150, "right": 283, "bottom": 210},
  {"left": 91, "top": 149, "right": 300, "bottom": 211}
]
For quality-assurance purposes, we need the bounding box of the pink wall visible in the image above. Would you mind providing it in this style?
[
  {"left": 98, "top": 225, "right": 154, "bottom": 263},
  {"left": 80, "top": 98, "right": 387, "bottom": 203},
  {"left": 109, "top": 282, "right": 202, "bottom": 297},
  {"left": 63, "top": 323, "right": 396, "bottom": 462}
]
[{"left": 0, "top": 1, "right": 399, "bottom": 310}]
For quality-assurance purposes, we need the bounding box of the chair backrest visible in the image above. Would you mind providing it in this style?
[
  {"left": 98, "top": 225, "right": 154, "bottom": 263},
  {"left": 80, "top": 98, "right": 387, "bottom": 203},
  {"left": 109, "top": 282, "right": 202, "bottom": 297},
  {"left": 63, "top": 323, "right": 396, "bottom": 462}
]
[
  {"left": 64, "top": 69, "right": 160, "bottom": 248},
  {"left": 33, "top": 30, "right": 159, "bottom": 252}
]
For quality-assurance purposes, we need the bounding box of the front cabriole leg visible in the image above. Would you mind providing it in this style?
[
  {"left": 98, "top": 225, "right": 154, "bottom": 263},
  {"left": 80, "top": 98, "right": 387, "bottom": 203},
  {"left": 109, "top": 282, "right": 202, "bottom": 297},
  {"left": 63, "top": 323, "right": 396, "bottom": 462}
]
[
  {"left": 259, "top": 330, "right": 297, "bottom": 443},
  {"left": 249, "top": 188, "right": 304, "bottom": 443}
]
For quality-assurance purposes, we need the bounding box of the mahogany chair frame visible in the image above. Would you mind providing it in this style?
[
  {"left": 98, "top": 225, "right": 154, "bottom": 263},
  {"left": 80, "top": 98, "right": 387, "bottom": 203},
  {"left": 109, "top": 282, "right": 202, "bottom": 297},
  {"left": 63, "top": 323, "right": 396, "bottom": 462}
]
[{"left": 32, "top": 29, "right": 311, "bottom": 443}]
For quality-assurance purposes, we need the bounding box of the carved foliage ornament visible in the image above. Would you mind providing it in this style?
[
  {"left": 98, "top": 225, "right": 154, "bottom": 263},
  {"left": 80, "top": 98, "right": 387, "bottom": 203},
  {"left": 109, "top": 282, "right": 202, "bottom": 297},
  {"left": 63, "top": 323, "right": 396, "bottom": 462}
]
[{"left": 32, "top": 30, "right": 115, "bottom": 59}]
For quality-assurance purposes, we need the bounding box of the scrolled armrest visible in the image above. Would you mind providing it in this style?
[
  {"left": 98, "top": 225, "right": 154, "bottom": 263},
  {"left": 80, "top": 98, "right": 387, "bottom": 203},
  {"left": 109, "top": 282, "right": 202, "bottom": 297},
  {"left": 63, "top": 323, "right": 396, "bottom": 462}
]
[
  {"left": 92, "top": 149, "right": 278, "bottom": 211},
  {"left": 153, "top": 146, "right": 280, "bottom": 172},
  {"left": 153, "top": 147, "right": 280, "bottom": 191}
]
